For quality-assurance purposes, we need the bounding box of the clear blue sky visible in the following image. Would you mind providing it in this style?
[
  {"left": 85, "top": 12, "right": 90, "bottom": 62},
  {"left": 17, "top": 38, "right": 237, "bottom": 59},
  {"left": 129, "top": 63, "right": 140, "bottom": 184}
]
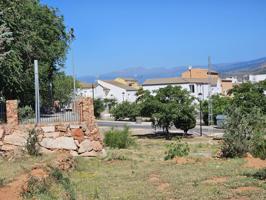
[{"left": 41, "top": 0, "right": 266, "bottom": 77}]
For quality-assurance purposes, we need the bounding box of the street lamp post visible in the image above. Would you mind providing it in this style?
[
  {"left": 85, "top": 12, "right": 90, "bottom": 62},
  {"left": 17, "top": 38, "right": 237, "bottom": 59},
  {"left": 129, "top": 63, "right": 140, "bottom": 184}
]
[
  {"left": 198, "top": 92, "right": 203, "bottom": 136},
  {"left": 122, "top": 92, "right": 125, "bottom": 102}
]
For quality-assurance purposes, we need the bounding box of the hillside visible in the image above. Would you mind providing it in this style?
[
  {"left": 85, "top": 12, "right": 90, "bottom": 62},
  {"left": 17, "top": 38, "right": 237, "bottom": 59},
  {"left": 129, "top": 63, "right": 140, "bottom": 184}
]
[{"left": 79, "top": 57, "right": 266, "bottom": 83}]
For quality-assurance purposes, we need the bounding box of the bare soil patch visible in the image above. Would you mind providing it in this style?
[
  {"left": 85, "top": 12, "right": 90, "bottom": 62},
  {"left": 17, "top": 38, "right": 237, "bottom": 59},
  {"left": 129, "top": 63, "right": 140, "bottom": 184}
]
[
  {"left": 148, "top": 173, "right": 170, "bottom": 192},
  {"left": 244, "top": 153, "right": 266, "bottom": 169},
  {"left": 175, "top": 157, "right": 195, "bottom": 165},
  {"left": 203, "top": 176, "right": 228, "bottom": 184},
  {"left": 233, "top": 186, "right": 262, "bottom": 193},
  {"left": 0, "top": 167, "right": 48, "bottom": 200}
]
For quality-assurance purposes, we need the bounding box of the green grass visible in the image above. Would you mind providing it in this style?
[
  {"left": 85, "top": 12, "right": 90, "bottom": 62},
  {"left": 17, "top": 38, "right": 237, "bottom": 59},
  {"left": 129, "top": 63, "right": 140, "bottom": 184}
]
[
  {"left": 69, "top": 137, "right": 266, "bottom": 200},
  {"left": 1, "top": 135, "right": 266, "bottom": 199}
]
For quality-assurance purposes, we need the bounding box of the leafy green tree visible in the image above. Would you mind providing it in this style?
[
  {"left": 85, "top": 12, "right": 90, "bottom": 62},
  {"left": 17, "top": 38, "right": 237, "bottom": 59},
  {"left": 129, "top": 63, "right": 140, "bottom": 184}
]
[
  {"left": 93, "top": 98, "right": 105, "bottom": 118},
  {"left": 202, "top": 95, "right": 232, "bottom": 125},
  {"left": 139, "top": 86, "right": 196, "bottom": 139},
  {"left": 0, "top": 12, "right": 12, "bottom": 60},
  {"left": 0, "top": 0, "right": 73, "bottom": 106},
  {"left": 230, "top": 82, "right": 266, "bottom": 114},
  {"left": 110, "top": 101, "right": 139, "bottom": 121},
  {"left": 53, "top": 72, "right": 78, "bottom": 107}
]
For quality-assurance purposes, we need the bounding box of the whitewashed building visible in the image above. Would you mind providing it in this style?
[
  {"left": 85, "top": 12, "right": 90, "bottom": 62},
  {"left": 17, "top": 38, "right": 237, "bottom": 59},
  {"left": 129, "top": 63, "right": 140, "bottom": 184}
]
[
  {"left": 77, "top": 80, "right": 138, "bottom": 103},
  {"left": 248, "top": 74, "right": 266, "bottom": 83},
  {"left": 142, "top": 77, "right": 221, "bottom": 100}
]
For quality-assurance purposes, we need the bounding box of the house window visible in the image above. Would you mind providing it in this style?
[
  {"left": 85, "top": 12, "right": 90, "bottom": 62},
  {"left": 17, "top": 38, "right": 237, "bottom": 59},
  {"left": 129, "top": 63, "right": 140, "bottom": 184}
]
[{"left": 189, "top": 85, "right": 195, "bottom": 93}]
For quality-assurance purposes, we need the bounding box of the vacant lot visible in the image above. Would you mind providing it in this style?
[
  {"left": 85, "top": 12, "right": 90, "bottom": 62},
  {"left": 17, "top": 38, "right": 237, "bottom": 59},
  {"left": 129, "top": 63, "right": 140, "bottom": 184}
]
[{"left": 0, "top": 134, "right": 266, "bottom": 200}]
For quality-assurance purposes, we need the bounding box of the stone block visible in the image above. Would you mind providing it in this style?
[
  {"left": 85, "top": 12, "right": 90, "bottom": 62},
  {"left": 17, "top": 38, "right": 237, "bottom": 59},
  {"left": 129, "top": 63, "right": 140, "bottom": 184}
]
[
  {"left": 71, "top": 128, "right": 84, "bottom": 143},
  {"left": 39, "top": 147, "right": 54, "bottom": 154},
  {"left": 1, "top": 144, "right": 17, "bottom": 151},
  {"left": 56, "top": 125, "right": 68, "bottom": 132},
  {"left": 70, "top": 124, "right": 80, "bottom": 129},
  {"left": 41, "top": 126, "right": 55, "bottom": 133},
  {"left": 70, "top": 150, "right": 78, "bottom": 157},
  {"left": 40, "top": 137, "right": 77, "bottom": 150},
  {"left": 0, "top": 141, "right": 3, "bottom": 146},
  {"left": 80, "top": 150, "right": 98, "bottom": 157},
  {"left": 91, "top": 140, "right": 103, "bottom": 151},
  {"left": 78, "top": 139, "right": 93, "bottom": 154},
  {"left": 0, "top": 127, "right": 4, "bottom": 138},
  {"left": 4, "top": 133, "right": 27, "bottom": 146},
  {"left": 43, "top": 132, "right": 60, "bottom": 138}
]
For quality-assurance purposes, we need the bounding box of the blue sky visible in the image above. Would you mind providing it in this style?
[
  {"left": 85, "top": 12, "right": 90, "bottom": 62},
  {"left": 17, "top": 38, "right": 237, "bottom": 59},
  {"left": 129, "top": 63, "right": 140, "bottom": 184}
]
[{"left": 41, "top": 0, "right": 266, "bottom": 77}]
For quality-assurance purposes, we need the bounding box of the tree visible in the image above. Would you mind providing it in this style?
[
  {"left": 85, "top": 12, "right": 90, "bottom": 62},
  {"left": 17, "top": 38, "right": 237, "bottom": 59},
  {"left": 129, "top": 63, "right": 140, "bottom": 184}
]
[
  {"left": 53, "top": 72, "right": 78, "bottom": 107},
  {"left": 0, "top": 12, "right": 12, "bottom": 60},
  {"left": 202, "top": 95, "right": 232, "bottom": 125},
  {"left": 94, "top": 98, "right": 105, "bottom": 118},
  {"left": 110, "top": 101, "right": 139, "bottom": 121},
  {"left": 0, "top": 0, "right": 73, "bottom": 106},
  {"left": 139, "top": 86, "right": 196, "bottom": 139}
]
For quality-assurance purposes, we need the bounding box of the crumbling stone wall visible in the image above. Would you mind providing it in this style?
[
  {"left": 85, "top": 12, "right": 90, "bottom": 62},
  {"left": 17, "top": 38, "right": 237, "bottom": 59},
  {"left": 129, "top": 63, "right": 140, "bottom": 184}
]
[{"left": 0, "top": 97, "right": 104, "bottom": 157}]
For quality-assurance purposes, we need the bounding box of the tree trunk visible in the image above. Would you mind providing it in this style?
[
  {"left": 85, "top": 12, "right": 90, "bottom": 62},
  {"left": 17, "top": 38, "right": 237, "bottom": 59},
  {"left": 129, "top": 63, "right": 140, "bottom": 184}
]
[{"left": 165, "top": 127, "right": 170, "bottom": 140}]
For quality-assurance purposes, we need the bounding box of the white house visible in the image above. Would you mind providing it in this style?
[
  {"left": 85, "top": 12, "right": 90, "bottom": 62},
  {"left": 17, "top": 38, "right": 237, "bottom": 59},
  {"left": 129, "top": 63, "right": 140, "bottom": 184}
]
[
  {"left": 248, "top": 74, "right": 266, "bottom": 83},
  {"left": 142, "top": 77, "right": 223, "bottom": 100},
  {"left": 97, "top": 80, "right": 137, "bottom": 103}
]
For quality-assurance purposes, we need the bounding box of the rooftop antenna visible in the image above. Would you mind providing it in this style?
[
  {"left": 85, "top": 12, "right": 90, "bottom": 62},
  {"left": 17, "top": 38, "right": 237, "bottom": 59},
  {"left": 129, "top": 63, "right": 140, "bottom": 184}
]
[{"left": 208, "top": 56, "right": 214, "bottom": 132}]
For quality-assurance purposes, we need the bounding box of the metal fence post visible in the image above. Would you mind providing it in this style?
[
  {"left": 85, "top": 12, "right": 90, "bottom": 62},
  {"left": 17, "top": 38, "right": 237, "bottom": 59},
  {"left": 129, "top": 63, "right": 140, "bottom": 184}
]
[{"left": 34, "top": 60, "right": 40, "bottom": 124}]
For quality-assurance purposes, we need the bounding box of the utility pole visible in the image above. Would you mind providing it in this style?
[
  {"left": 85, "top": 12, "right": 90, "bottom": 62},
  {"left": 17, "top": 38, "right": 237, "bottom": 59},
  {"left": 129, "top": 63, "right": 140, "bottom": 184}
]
[
  {"left": 208, "top": 56, "right": 213, "bottom": 126},
  {"left": 34, "top": 60, "right": 40, "bottom": 124},
  {"left": 72, "top": 48, "right": 76, "bottom": 112}
]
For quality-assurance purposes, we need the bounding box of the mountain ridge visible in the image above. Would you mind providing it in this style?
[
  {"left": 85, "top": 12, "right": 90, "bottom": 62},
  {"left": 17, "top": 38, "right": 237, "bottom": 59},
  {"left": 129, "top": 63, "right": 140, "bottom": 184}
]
[{"left": 78, "top": 57, "right": 266, "bottom": 83}]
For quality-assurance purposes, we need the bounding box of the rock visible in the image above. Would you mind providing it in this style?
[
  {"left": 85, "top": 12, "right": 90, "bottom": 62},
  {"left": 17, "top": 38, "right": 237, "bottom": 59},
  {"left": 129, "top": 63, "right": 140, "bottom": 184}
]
[
  {"left": 56, "top": 125, "right": 68, "bottom": 132},
  {"left": 71, "top": 129, "right": 84, "bottom": 143},
  {"left": 41, "top": 126, "right": 55, "bottom": 133},
  {"left": 0, "top": 127, "right": 4, "bottom": 138},
  {"left": 1, "top": 144, "right": 17, "bottom": 151},
  {"left": 100, "top": 149, "right": 107, "bottom": 158},
  {"left": 4, "top": 133, "right": 27, "bottom": 146},
  {"left": 39, "top": 147, "right": 54, "bottom": 154},
  {"left": 0, "top": 141, "right": 3, "bottom": 146},
  {"left": 91, "top": 140, "right": 102, "bottom": 151},
  {"left": 43, "top": 132, "right": 60, "bottom": 138},
  {"left": 80, "top": 150, "right": 98, "bottom": 157},
  {"left": 40, "top": 137, "right": 77, "bottom": 150},
  {"left": 70, "top": 150, "right": 78, "bottom": 157},
  {"left": 78, "top": 140, "right": 92, "bottom": 154},
  {"left": 70, "top": 124, "right": 80, "bottom": 129},
  {"left": 74, "top": 140, "right": 80, "bottom": 147}
]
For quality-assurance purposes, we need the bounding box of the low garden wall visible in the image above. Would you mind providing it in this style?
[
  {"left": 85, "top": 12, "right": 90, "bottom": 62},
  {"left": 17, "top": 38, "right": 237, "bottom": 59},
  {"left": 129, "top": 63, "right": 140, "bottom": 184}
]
[{"left": 0, "top": 98, "right": 104, "bottom": 157}]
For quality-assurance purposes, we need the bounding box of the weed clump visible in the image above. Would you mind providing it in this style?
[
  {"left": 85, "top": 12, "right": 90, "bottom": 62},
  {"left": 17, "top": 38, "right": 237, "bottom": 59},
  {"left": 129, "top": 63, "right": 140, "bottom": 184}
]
[
  {"left": 104, "top": 127, "right": 135, "bottom": 149},
  {"left": 26, "top": 129, "right": 40, "bottom": 156},
  {"left": 164, "top": 138, "right": 190, "bottom": 160}
]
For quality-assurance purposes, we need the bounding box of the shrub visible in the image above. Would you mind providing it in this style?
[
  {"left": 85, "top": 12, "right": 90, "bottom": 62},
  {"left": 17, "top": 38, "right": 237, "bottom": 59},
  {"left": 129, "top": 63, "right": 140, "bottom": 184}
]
[
  {"left": 221, "top": 108, "right": 266, "bottom": 158},
  {"left": 164, "top": 138, "right": 190, "bottom": 160},
  {"left": 93, "top": 98, "right": 105, "bottom": 118},
  {"left": 104, "top": 127, "right": 135, "bottom": 149},
  {"left": 251, "top": 168, "right": 266, "bottom": 180},
  {"left": 22, "top": 176, "right": 50, "bottom": 199},
  {"left": 26, "top": 129, "right": 40, "bottom": 156},
  {"left": 250, "top": 132, "right": 266, "bottom": 160},
  {"left": 19, "top": 105, "right": 34, "bottom": 121},
  {"left": 110, "top": 101, "right": 139, "bottom": 121}
]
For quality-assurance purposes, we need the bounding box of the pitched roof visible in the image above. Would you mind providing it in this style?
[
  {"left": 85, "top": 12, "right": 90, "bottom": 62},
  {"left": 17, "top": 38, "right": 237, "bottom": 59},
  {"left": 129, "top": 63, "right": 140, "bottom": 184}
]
[
  {"left": 79, "top": 82, "right": 97, "bottom": 89},
  {"left": 103, "top": 80, "right": 137, "bottom": 91},
  {"left": 143, "top": 77, "right": 217, "bottom": 86}
]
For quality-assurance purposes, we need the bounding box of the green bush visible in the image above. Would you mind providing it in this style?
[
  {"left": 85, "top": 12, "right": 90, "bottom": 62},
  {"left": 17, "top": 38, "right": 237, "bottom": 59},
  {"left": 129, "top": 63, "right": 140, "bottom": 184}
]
[
  {"left": 104, "top": 127, "right": 135, "bottom": 149},
  {"left": 19, "top": 105, "right": 34, "bottom": 121},
  {"left": 22, "top": 176, "right": 50, "bottom": 199},
  {"left": 251, "top": 168, "right": 266, "bottom": 180},
  {"left": 26, "top": 129, "right": 40, "bottom": 156},
  {"left": 110, "top": 101, "right": 139, "bottom": 121},
  {"left": 221, "top": 108, "right": 266, "bottom": 158},
  {"left": 164, "top": 138, "right": 190, "bottom": 160},
  {"left": 250, "top": 132, "right": 266, "bottom": 160},
  {"left": 93, "top": 98, "right": 105, "bottom": 118}
]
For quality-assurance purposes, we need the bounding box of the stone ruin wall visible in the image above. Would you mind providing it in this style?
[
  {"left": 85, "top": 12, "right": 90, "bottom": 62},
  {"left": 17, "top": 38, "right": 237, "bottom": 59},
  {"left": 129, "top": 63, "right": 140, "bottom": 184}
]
[{"left": 0, "top": 98, "right": 105, "bottom": 157}]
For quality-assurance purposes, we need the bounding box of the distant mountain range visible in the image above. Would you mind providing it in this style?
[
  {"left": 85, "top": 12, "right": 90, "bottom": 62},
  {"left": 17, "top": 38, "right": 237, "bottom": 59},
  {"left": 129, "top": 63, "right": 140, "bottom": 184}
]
[{"left": 78, "top": 57, "right": 266, "bottom": 83}]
